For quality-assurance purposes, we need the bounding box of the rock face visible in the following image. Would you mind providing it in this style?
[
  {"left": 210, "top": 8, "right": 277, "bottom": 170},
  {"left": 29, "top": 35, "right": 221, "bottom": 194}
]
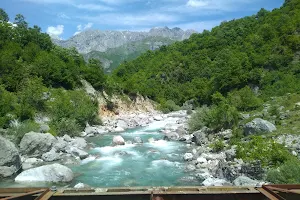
[
  {"left": 54, "top": 27, "right": 196, "bottom": 54},
  {"left": 243, "top": 118, "right": 276, "bottom": 135},
  {"left": 113, "top": 136, "right": 125, "bottom": 146},
  {"left": 0, "top": 136, "right": 21, "bottom": 177},
  {"left": 20, "top": 132, "right": 56, "bottom": 157},
  {"left": 192, "top": 128, "right": 209, "bottom": 146},
  {"left": 54, "top": 27, "right": 196, "bottom": 72},
  {"left": 15, "top": 163, "right": 73, "bottom": 182}
]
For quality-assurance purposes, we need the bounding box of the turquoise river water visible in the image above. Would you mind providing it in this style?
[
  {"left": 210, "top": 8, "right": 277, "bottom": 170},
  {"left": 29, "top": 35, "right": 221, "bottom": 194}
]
[{"left": 0, "top": 118, "right": 201, "bottom": 188}]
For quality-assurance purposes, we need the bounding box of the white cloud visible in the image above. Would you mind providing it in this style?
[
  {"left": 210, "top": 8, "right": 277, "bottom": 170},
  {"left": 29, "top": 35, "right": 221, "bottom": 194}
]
[
  {"left": 97, "top": 0, "right": 141, "bottom": 5},
  {"left": 57, "top": 13, "right": 70, "bottom": 19},
  {"left": 22, "top": 0, "right": 72, "bottom": 4},
  {"left": 47, "top": 25, "right": 64, "bottom": 39},
  {"left": 80, "top": 13, "right": 179, "bottom": 26},
  {"left": 187, "top": 0, "right": 209, "bottom": 8},
  {"left": 172, "top": 20, "right": 222, "bottom": 32},
  {"left": 84, "top": 22, "right": 93, "bottom": 29},
  {"left": 73, "top": 22, "right": 93, "bottom": 36},
  {"left": 76, "top": 4, "right": 114, "bottom": 11},
  {"left": 162, "top": 0, "right": 258, "bottom": 14}
]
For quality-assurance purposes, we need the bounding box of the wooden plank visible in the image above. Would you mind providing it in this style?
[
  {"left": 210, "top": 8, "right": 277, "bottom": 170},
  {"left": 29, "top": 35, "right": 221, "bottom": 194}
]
[{"left": 0, "top": 189, "right": 45, "bottom": 200}]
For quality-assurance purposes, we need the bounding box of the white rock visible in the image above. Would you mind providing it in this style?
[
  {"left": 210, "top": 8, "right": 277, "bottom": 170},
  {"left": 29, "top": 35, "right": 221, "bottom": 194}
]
[
  {"left": 114, "top": 126, "right": 125, "bottom": 132},
  {"left": 67, "top": 147, "right": 89, "bottom": 159},
  {"left": 15, "top": 163, "right": 73, "bottom": 183},
  {"left": 63, "top": 135, "right": 72, "bottom": 142},
  {"left": 74, "top": 183, "right": 85, "bottom": 189},
  {"left": 183, "top": 153, "right": 193, "bottom": 161},
  {"left": 70, "top": 137, "right": 87, "bottom": 149},
  {"left": 19, "top": 132, "right": 56, "bottom": 157},
  {"left": 116, "top": 120, "right": 128, "bottom": 129},
  {"left": 202, "top": 178, "right": 229, "bottom": 186},
  {"left": 192, "top": 149, "right": 197, "bottom": 155},
  {"left": 201, "top": 153, "right": 226, "bottom": 160},
  {"left": 196, "top": 157, "right": 207, "bottom": 164},
  {"left": 233, "top": 176, "right": 260, "bottom": 186},
  {"left": 24, "top": 158, "right": 43, "bottom": 164},
  {"left": 153, "top": 115, "right": 163, "bottom": 121},
  {"left": 42, "top": 149, "right": 60, "bottom": 162},
  {"left": 113, "top": 135, "right": 125, "bottom": 145}
]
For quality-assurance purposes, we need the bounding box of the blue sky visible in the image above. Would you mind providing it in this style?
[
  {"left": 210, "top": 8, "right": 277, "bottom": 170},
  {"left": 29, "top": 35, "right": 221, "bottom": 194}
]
[{"left": 0, "top": 0, "right": 284, "bottom": 40}]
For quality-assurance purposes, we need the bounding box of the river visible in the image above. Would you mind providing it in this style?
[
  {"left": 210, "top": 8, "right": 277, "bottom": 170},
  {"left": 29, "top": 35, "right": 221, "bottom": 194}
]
[{"left": 0, "top": 115, "right": 200, "bottom": 188}]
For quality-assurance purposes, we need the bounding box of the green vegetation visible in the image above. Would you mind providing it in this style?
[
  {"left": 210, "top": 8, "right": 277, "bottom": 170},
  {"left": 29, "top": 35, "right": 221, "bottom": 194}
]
[
  {"left": 267, "top": 159, "right": 300, "bottom": 184},
  {"left": 236, "top": 136, "right": 294, "bottom": 167},
  {"left": 84, "top": 37, "right": 176, "bottom": 73},
  {"left": 188, "top": 93, "right": 239, "bottom": 132},
  {"left": 228, "top": 86, "right": 263, "bottom": 111},
  {"left": 0, "top": 11, "right": 107, "bottom": 139},
  {"left": 6, "top": 121, "right": 40, "bottom": 144},
  {"left": 158, "top": 100, "right": 180, "bottom": 114},
  {"left": 109, "top": 0, "right": 300, "bottom": 183},
  {"left": 210, "top": 139, "right": 225, "bottom": 153},
  {"left": 112, "top": 0, "right": 300, "bottom": 107}
]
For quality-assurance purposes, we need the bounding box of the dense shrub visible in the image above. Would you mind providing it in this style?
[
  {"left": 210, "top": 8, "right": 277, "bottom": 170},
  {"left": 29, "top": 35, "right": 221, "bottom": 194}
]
[
  {"left": 188, "top": 93, "right": 240, "bottom": 132},
  {"left": 0, "top": 86, "right": 18, "bottom": 128},
  {"left": 236, "top": 136, "right": 294, "bottom": 167},
  {"left": 210, "top": 139, "right": 225, "bottom": 152},
  {"left": 6, "top": 120, "right": 40, "bottom": 143},
  {"left": 267, "top": 159, "right": 300, "bottom": 184},
  {"left": 228, "top": 86, "right": 263, "bottom": 111},
  {"left": 159, "top": 100, "right": 180, "bottom": 113},
  {"left": 50, "top": 118, "right": 81, "bottom": 137},
  {"left": 47, "top": 89, "right": 99, "bottom": 128},
  {"left": 188, "top": 106, "right": 211, "bottom": 132},
  {"left": 17, "top": 78, "right": 47, "bottom": 121}
]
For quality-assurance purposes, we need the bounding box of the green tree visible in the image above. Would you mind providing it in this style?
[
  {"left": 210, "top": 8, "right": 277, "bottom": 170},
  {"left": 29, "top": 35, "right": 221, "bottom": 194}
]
[
  {"left": 0, "top": 8, "right": 9, "bottom": 22},
  {"left": 14, "top": 14, "right": 28, "bottom": 28}
]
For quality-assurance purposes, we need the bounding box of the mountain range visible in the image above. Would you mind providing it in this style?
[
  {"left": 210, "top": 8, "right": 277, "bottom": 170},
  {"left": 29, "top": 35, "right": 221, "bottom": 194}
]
[{"left": 53, "top": 27, "right": 196, "bottom": 72}]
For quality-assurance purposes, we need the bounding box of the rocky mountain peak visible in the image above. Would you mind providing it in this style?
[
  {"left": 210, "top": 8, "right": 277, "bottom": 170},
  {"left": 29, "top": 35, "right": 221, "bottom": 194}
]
[{"left": 54, "top": 27, "right": 197, "bottom": 54}]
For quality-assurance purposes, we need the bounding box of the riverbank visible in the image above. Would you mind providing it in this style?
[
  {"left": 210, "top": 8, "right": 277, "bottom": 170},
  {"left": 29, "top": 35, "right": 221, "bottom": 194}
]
[{"left": 0, "top": 109, "right": 266, "bottom": 188}]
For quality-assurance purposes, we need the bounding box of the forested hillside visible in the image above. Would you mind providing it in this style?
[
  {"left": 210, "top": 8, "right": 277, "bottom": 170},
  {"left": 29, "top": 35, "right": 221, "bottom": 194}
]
[
  {"left": 112, "top": 0, "right": 300, "bottom": 107},
  {"left": 84, "top": 36, "right": 176, "bottom": 73},
  {"left": 0, "top": 10, "right": 107, "bottom": 140}
]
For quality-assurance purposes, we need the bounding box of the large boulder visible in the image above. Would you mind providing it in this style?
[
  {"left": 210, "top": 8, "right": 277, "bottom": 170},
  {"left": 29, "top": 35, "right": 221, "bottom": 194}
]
[
  {"left": 116, "top": 120, "right": 128, "bottom": 129},
  {"left": 20, "top": 132, "right": 56, "bottom": 157},
  {"left": 243, "top": 118, "right": 276, "bottom": 135},
  {"left": 233, "top": 176, "right": 259, "bottom": 186},
  {"left": 66, "top": 147, "right": 89, "bottom": 159},
  {"left": 192, "top": 128, "right": 210, "bottom": 146},
  {"left": 22, "top": 158, "right": 43, "bottom": 170},
  {"left": 164, "top": 132, "right": 180, "bottom": 141},
  {"left": 113, "top": 136, "right": 125, "bottom": 145},
  {"left": 53, "top": 137, "right": 68, "bottom": 152},
  {"left": 70, "top": 137, "right": 87, "bottom": 149},
  {"left": 15, "top": 163, "right": 73, "bottom": 182},
  {"left": 41, "top": 149, "right": 61, "bottom": 162},
  {"left": 0, "top": 136, "right": 22, "bottom": 177}
]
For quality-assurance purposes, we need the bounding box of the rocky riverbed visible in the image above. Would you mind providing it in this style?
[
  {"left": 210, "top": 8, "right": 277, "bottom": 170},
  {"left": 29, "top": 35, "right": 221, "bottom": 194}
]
[{"left": 0, "top": 109, "right": 279, "bottom": 188}]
